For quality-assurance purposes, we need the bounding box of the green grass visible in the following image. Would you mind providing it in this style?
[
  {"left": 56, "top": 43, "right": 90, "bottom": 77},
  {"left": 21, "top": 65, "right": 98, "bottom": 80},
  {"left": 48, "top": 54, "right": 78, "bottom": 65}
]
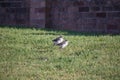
[{"left": 0, "top": 27, "right": 120, "bottom": 80}]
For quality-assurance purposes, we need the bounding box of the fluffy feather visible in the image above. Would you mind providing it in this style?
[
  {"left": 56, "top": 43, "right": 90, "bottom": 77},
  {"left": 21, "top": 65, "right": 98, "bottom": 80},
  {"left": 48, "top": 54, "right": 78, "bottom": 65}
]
[
  {"left": 52, "top": 36, "right": 64, "bottom": 45},
  {"left": 57, "top": 40, "right": 69, "bottom": 48}
]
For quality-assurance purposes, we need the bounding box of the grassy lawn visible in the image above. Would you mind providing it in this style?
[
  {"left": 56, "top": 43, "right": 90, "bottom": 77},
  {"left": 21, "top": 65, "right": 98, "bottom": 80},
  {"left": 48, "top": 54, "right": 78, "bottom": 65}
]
[{"left": 0, "top": 27, "right": 120, "bottom": 80}]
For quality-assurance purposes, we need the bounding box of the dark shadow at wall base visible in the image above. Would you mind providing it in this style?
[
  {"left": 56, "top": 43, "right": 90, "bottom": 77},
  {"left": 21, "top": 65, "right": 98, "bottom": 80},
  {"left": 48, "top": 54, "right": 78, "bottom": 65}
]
[
  {"left": 0, "top": 24, "right": 44, "bottom": 29},
  {"left": 0, "top": 25, "right": 119, "bottom": 36}
]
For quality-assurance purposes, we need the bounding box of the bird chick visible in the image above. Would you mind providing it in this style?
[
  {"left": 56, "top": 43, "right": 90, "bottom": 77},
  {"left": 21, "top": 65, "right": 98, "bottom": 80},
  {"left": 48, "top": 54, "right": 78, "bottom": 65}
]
[
  {"left": 52, "top": 36, "right": 64, "bottom": 45},
  {"left": 57, "top": 40, "right": 69, "bottom": 49}
]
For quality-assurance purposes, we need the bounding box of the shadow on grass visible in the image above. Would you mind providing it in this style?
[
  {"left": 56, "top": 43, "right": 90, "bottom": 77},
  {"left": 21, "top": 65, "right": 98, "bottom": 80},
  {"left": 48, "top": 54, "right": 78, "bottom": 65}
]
[
  {"left": 0, "top": 25, "right": 119, "bottom": 36},
  {"left": 25, "top": 29, "right": 120, "bottom": 36}
]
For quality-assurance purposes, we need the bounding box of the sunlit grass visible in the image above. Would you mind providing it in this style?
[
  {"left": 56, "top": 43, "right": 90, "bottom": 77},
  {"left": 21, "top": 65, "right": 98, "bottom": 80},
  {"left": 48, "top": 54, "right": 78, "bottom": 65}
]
[{"left": 0, "top": 27, "right": 120, "bottom": 80}]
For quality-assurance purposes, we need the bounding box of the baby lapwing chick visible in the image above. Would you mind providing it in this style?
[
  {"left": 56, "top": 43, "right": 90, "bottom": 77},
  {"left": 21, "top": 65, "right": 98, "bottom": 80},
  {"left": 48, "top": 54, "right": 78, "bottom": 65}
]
[
  {"left": 52, "top": 36, "right": 64, "bottom": 45},
  {"left": 57, "top": 40, "right": 69, "bottom": 49}
]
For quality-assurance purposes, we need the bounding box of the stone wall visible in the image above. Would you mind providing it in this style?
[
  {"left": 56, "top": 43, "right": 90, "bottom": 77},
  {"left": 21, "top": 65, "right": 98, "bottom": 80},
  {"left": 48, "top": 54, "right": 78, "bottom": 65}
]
[
  {"left": 29, "top": 0, "right": 45, "bottom": 28},
  {"left": 46, "top": 0, "right": 120, "bottom": 33},
  {"left": 0, "top": 0, "right": 46, "bottom": 28},
  {"left": 0, "top": 0, "right": 30, "bottom": 26},
  {"left": 0, "top": 0, "right": 120, "bottom": 33}
]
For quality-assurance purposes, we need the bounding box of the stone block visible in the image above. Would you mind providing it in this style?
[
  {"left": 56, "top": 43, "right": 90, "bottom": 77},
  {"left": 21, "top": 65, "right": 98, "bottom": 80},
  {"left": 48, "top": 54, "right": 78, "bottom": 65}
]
[
  {"left": 97, "top": 23, "right": 106, "bottom": 31},
  {"left": 115, "top": 18, "right": 120, "bottom": 26},
  {"left": 90, "top": 6, "right": 100, "bottom": 11},
  {"left": 15, "top": 8, "right": 28, "bottom": 13},
  {"left": 31, "top": 0, "right": 45, "bottom": 8},
  {"left": 35, "top": 7, "right": 45, "bottom": 13},
  {"left": 107, "top": 24, "right": 118, "bottom": 30},
  {"left": 10, "top": 3, "right": 22, "bottom": 7},
  {"left": 0, "top": 2, "right": 10, "bottom": 7},
  {"left": 40, "top": 1, "right": 45, "bottom": 7},
  {"left": 94, "top": 0, "right": 107, "bottom": 5},
  {"left": 107, "top": 12, "right": 120, "bottom": 18},
  {"left": 76, "top": 19, "right": 83, "bottom": 24},
  {"left": 0, "top": 7, "right": 6, "bottom": 13},
  {"left": 0, "top": 1, "right": 25, "bottom": 8},
  {"left": 96, "top": 12, "right": 106, "bottom": 18},
  {"left": 30, "top": 7, "right": 45, "bottom": 19},
  {"left": 79, "top": 7, "right": 89, "bottom": 12},
  {"left": 102, "top": 6, "right": 113, "bottom": 11},
  {"left": 107, "top": 24, "right": 120, "bottom": 33},
  {"left": 97, "top": 18, "right": 107, "bottom": 24},
  {"left": 79, "top": 12, "right": 96, "bottom": 18},
  {"left": 107, "top": 19, "right": 118, "bottom": 25},
  {"left": 31, "top": 19, "right": 45, "bottom": 25},
  {"left": 6, "top": 8, "right": 16, "bottom": 13},
  {"left": 16, "top": 19, "right": 26, "bottom": 24},
  {"left": 73, "top": 1, "right": 85, "bottom": 6}
]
